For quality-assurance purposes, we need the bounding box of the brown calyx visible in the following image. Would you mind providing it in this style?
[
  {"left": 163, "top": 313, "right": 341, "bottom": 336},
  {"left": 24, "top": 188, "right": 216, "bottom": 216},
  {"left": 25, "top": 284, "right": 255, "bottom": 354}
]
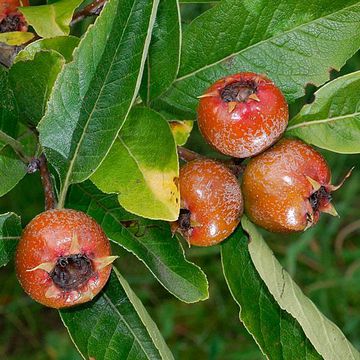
[
  {"left": 0, "top": 13, "right": 25, "bottom": 32},
  {"left": 220, "top": 80, "right": 258, "bottom": 103},
  {"left": 309, "top": 186, "right": 332, "bottom": 213},
  {"left": 50, "top": 254, "right": 94, "bottom": 291},
  {"left": 178, "top": 208, "right": 192, "bottom": 231}
]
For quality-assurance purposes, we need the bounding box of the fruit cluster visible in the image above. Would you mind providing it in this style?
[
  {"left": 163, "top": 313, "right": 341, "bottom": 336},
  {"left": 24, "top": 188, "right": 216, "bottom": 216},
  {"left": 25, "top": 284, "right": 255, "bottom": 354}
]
[
  {"left": 14, "top": 72, "right": 347, "bottom": 309},
  {"left": 173, "top": 72, "right": 347, "bottom": 246}
]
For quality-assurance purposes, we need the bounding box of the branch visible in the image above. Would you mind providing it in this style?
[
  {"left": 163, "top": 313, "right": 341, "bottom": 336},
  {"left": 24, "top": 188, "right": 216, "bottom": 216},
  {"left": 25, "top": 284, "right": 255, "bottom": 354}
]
[
  {"left": 177, "top": 146, "right": 204, "bottom": 162},
  {"left": 36, "top": 154, "right": 56, "bottom": 210},
  {"left": 71, "top": 0, "right": 106, "bottom": 26},
  {"left": 177, "top": 146, "right": 246, "bottom": 176}
]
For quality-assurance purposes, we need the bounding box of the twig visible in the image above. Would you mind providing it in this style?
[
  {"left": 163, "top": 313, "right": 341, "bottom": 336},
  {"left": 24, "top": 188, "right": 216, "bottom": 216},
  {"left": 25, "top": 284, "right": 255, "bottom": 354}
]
[
  {"left": 177, "top": 146, "right": 246, "bottom": 176},
  {"left": 38, "top": 154, "right": 56, "bottom": 210},
  {"left": 71, "top": 0, "right": 106, "bottom": 26},
  {"left": 177, "top": 146, "right": 204, "bottom": 162},
  {"left": 0, "top": 129, "right": 30, "bottom": 163}
]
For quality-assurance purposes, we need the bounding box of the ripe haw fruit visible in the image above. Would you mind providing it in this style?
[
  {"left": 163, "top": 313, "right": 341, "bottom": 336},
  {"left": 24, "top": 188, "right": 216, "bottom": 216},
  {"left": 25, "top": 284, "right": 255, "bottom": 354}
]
[
  {"left": 172, "top": 158, "right": 243, "bottom": 246},
  {"left": 242, "top": 138, "right": 352, "bottom": 233},
  {"left": 0, "top": 0, "right": 29, "bottom": 32},
  {"left": 15, "top": 209, "right": 117, "bottom": 309},
  {"left": 197, "top": 72, "right": 288, "bottom": 158}
]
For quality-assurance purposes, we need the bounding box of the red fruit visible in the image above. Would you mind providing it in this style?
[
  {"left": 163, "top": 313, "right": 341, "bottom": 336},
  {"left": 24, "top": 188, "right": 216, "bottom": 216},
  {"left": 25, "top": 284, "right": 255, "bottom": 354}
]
[
  {"left": 0, "top": 0, "right": 29, "bottom": 32},
  {"left": 15, "top": 209, "right": 117, "bottom": 309},
  {"left": 242, "top": 138, "right": 350, "bottom": 233},
  {"left": 173, "top": 158, "right": 243, "bottom": 246},
  {"left": 197, "top": 72, "right": 288, "bottom": 158}
]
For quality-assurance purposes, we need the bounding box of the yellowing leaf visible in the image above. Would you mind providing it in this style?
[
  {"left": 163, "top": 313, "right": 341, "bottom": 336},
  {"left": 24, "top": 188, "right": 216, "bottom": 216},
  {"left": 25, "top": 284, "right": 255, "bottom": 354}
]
[
  {"left": 20, "top": 0, "right": 83, "bottom": 38},
  {"left": 0, "top": 31, "right": 34, "bottom": 46},
  {"left": 91, "top": 107, "right": 180, "bottom": 221},
  {"left": 170, "top": 120, "right": 193, "bottom": 146}
]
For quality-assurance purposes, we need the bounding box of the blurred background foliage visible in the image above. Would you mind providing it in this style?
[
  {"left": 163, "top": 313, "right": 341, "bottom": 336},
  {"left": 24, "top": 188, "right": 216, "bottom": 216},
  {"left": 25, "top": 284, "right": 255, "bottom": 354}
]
[{"left": 1, "top": 2, "right": 359, "bottom": 359}]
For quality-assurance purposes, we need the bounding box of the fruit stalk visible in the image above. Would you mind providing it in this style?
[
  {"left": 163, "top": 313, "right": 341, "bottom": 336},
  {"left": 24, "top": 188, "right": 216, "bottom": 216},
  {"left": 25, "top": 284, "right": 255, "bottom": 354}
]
[{"left": 71, "top": 0, "right": 106, "bottom": 26}]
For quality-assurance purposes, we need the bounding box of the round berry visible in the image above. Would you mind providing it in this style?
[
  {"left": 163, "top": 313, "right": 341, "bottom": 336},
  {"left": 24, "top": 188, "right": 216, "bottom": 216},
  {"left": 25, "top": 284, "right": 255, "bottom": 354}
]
[
  {"left": 242, "top": 138, "right": 344, "bottom": 233},
  {"left": 15, "top": 209, "right": 116, "bottom": 309},
  {"left": 197, "top": 72, "right": 288, "bottom": 158},
  {"left": 173, "top": 159, "right": 243, "bottom": 246}
]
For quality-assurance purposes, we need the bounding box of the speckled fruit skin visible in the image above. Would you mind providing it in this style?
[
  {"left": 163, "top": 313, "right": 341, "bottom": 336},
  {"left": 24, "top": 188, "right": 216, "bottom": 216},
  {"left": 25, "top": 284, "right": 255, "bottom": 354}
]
[
  {"left": 197, "top": 72, "right": 288, "bottom": 158},
  {"left": 178, "top": 159, "right": 243, "bottom": 246},
  {"left": 242, "top": 138, "right": 332, "bottom": 233},
  {"left": 15, "top": 209, "right": 112, "bottom": 309},
  {"left": 0, "top": 0, "right": 29, "bottom": 31}
]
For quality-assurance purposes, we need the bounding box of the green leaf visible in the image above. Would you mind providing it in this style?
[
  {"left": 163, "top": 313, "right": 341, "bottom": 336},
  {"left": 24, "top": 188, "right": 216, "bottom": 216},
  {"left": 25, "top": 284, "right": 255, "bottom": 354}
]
[
  {"left": 156, "top": 0, "right": 360, "bottom": 118},
  {"left": 0, "top": 31, "right": 34, "bottom": 46},
  {"left": 221, "top": 227, "right": 321, "bottom": 360},
  {"left": 91, "top": 107, "right": 180, "bottom": 221},
  {"left": 242, "top": 216, "right": 360, "bottom": 360},
  {"left": 287, "top": 71, "right": 360, "bottom": 153},
  {"left": 0, "top": 68, "right": 28, "bottom": 195},
  {"left": 20, "top": 0, "right": 82, "bottom": 38},
  {"left": 141, "top": 0, "right": 181, "bottom": 103},
  {"left": 0, "top": 146, "right": 27, "bottom": 197},
  {"left": 15, "top": 36, "right": 80, "bottom": 63},
  {"left": 0, "top": 212, "right": 21, "bottom": 267},
  {"left": 67, "top": 181, "right": 208, "bottom": 303},
  {"left": 60, "top": 269, "right": 175, "bottom": 360},
  {"left": 169, "top": 120, "right": 193, "bottom": 146},
  {"left": 38, "top": 0, "right": 159, "bottom": 208},
  {"left": 0, "top": 67, "right": 18, "bottom": 141},
  {"left": 180, "top": 0, "right": 218, "bottom": 2},
  {"left": 9, "top": 50, "right": 65, "bottom": 126}
]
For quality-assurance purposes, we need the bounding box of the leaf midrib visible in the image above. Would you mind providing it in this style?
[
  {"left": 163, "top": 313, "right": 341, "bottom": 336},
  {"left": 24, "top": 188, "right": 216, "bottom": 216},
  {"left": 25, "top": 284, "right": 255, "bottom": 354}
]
[
  {"left": 102, "top": 290, "right": 160, "bottom": 359},
  {"left": 60, "top": 0, "right": 138, "bottom": 200},
  {"left": 177, "top": 1, "right": 360, "bottom": 82},
  {"left": 287, "top": 111, "right": 360, "bottom": 131}
]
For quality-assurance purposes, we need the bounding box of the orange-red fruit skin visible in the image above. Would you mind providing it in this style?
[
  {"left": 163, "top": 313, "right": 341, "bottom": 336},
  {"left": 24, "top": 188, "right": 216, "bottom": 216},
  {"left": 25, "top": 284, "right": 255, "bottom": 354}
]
[
  {"left": 198, "top": 72, "right": 288, "bottom": 158},
  {"left": 179, "top": 159, "right": 243, "bottom": 246},
  {"left": 242, "top": 138, "right": 331, "bottom": 233},
  {"left": 15, "top": 209, "right": 112, "bottom": 309}
]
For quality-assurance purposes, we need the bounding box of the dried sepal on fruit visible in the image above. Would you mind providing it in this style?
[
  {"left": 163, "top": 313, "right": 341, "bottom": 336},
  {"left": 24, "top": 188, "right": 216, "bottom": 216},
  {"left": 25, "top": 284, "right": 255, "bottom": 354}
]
[
  {"left": 197, "top": 72, "right": 288, "bottom": 158},
  {"left": 0, "top": 0, "right": 29, "bottom": 32},
  {"left": 242, "top": 138, "right": 351, "bottom": 233},
  {"left": 15, "top": 209, "right": 116, "bottom": 308},
  {"left": 172, "top": 159, "right": 243, "bottom": 246}
]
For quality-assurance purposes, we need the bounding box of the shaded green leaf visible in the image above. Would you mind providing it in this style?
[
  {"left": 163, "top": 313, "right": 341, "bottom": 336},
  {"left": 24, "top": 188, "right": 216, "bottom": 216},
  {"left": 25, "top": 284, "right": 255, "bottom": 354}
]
[
  {"left": 0, "top": 66, "right": 18, "bottom": 141},
  {"left": 38, "top": 0, "right": 159, "bottom": 208},
  {"left": 15, "top": 36, "right": 80, "bottom": 63},
  {"left": 141, "top": 0, "right": 181, "bottom": 103},
  {"left": 287, "top": 71, "right": 360, "bottom": 153},
  {"left": 0, "top": 146, "right": 27, "bottom": 197},
  {"left": 221, "top": 227, "right": 321, "bottom": 360},
  {"left": 91, "top": 107, "right": 179, "bottom": 221},
  {"left": 242, "top": 216, "right": 360, "bottom": 360},
  {"left": 9, "top": 50, "right": 65, "bottom": 125},
  {"left": 157, "top": 0, "right": 360, "bottom": 118},
  {"left": 67, "top": 181, "right": 208, "bottom": 303},
  {"left": 60, "top": 269, "right": 175, "bottom": 360},
  {"left": 20, "top": 0, "right": 82, "bottom": 38},
  {"left": 0, "top": 212, "right": 21, "bottom": 267}
]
